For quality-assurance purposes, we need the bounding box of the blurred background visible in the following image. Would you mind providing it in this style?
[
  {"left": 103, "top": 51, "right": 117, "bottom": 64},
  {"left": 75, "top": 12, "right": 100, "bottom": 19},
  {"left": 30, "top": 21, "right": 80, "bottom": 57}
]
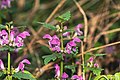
[{"left": 0, "top": 0, "right": 120, "bottom": 79}]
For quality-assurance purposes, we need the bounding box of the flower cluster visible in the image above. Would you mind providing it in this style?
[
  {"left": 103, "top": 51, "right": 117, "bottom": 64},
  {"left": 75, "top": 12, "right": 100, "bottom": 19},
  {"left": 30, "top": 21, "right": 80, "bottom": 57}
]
[
  {"left": 0, "top": 59, "right": 31, "bottom": 72},
  {"left": 43, "top": 24, "right": 83, "bottom": 79},
  {"left": 43, "top": 34, "right": 61, "bottom": 52},
  {"left": 0, "top": 29, "right": 30, "bottom": 47},
  {"left": 55, "top": 64, "right": 68, "bottom": 79},
  {"left": 87, "top": 57, "right": 99, "bottom": 68},
  {"left": 43, "top": 24, "right": 83, "bottom": 54},
  {"left": 54, "top": 64, "right": 83, "bottom": 80},
  {"left": 0, "top": 0, "right": 11, "bottom": 9}
]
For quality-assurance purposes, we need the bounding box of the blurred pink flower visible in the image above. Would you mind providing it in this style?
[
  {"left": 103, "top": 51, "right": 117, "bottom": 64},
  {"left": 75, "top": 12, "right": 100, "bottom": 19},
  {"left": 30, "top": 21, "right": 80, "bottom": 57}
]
[
  {"left": 15, "top": 59, "right": 31, "bottom": 72},
  {"left": 0, "top": 30, "right": 9, "bottom": 45},
  {"left": 54, "top": 64, "right": 60, "bottom": 78},
  {"left": 0, "top": 0, "right": 11, "bottom": 9},
  {"left": 62, "top": 72, "right": 69, "bottom": 79},
  {"left": 89, "top": 57, "right": 94, "bottom": 63},
  {"left": 71, "top": 75, "right": 83, "bottom": 80},
  {"left": 0, "top": 59, "right": 5, "bottom": 70}
]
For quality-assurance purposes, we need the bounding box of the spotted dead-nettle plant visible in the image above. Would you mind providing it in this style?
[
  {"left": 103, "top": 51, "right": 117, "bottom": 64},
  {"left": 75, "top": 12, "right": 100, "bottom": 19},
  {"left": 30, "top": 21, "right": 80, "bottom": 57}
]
[{"left": 0, "top": 22, "right": 36, "bottom": 80}]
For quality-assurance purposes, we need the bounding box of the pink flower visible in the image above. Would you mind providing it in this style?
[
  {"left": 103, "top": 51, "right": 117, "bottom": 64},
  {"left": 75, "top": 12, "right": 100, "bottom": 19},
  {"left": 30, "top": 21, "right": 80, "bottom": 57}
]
[
  {"left": 43, "top": 34, "right": 61, "bottom": 52},
  {"left": 0, "top": 0, "right": 11, "bottom": 9},
  {"left": 94, "top": 63, "right": 99, "bottom": 68},
  {"left": 65, "top": 37, "right": 81, "bottom": 54},
  {"left": 54, "top": 64, "right": 60, "bottom": 78},
  {"left": 89, "top": 57, "right": 94, "bottom": 63},
  {"left": 0, "top": 59, "right": 5, "bottom": 70},
  {"left": 75, "top": 24, "right": 83, "bottom": 36},
  {"left": 15, "top": 59, "right": 31, "bottom": 72},
  {"left": 71, "top": 75, "right": 83, "bottom": 80},
  {"left": 63, "top": 26, "right": 70, "bottom": 37},
  {"left": 62, "top": 72, "right": 68, "bottom": 79},
  {"left": 14, "top": 31, "right": 30, "bottom": 47},
  {"left": 0, "top": 30, "right": 9, "bottom": 45}
]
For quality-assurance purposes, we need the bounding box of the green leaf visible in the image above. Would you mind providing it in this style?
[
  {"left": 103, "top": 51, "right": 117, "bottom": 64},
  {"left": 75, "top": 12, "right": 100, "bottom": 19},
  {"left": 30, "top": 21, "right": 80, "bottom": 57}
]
[
  {"left": 94, "top": 75, "right": 109, "bottom": 80},
  {"left": 115, "top": 72, "right": 120, "bottom": 80},
  {"left": 94, "top": 54, "right": 106, "bottom": 57},
  {"left": 42, "top": 53, "right": 58, "bottom": 65},
  {"left": 63, "top": 29, "right": 74, "bottom": 33},
  {"left": 0, "top": 46, "right": 14, "bottom": 51},
  {"left": 107, "top": 75, "right": 115, "bottom": 80},
  {"left": 38, "top": 22, "right": 57, "bottom": 30},
  {"left": 0, "top": 24, "right": 6, "bottom": 30},
  {"left": 65, "top": 65, "right": 76, "bottom": 74},
  {"left": 0, "top": 71, "right": 4, "bottom": 77},
  {"left": 12, "top": 71, "right": 36, "bottom": 80},
  {"left": 88, "top": 68, "right": 103, "bottom": 76},
  {"left": 55, "top": 11, "right": 71, "bottom": 22}
]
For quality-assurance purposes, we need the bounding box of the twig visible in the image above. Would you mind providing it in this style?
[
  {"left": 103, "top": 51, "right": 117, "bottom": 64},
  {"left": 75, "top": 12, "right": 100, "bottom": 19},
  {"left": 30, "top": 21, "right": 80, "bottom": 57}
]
[{"left": 77, "top": 41, "right": 120, "bottom": 57}]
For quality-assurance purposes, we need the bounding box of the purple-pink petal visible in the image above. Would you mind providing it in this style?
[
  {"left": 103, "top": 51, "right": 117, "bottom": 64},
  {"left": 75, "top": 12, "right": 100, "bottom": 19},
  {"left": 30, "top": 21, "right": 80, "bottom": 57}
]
[
  {"left": 71, "top": 75, "right": 83, "bottom": 80},
  {"left": 16, "top": 59, "right": 31, "bottom": 72},
  {"left": 73, "top": 37, "right": 81, "bottom": 42},
  {"left": 55, "top": 64, "right": 60, "bottom": 78},
  {"left": 89, "top": 57, "right": 94, "bottom": 63},
  {"left": 71, "top": 75, "right": 79, "bottom": 79},
  {"left": 21, "top": 59, "right": 31, "bottom": 64},
  {"left": 62, "top": 72, "right": 68, "bottom": 79},
  {"left": 75, "top": 24, "right": 83, "bottom": 36},
  {"left": 0, "top": 0, "right": 11, "bottom": 9},
  {"left": 18, "top": 31, "right": 30, "bottom": 38},
  {"left": 0, "top": 59, "right": 5, "bottom": 70},
  {"left": 43, "top": 34, "right": 52, "bottom": 40}
]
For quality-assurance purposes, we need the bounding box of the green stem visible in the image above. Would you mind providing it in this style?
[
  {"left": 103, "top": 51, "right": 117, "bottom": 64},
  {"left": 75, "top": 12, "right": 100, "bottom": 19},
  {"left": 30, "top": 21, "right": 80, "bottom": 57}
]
[
  {"left": 89, "top": 73, "right": 92, "bottom": 80},
  {"left": 60, "top": 61, "right": 63, "bottom": 77},
  {"left": 81, "top": 42, "right": 85, "bottom": 80},
  {"left": 60, "top": 23, "right": 64, "bottom": 78},
  {"left": 8, "top": 52, "right": 10, "bottom": 74}
]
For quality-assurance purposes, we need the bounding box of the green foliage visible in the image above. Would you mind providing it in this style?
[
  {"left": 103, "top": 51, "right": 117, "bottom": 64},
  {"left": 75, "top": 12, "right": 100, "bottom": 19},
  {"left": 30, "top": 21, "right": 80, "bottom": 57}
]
[
  {"left": 94, "top": 54, "right": 106, "bottom": 57},
  {"left": 94, "top": 72, "right": 120, "bottom": 80},
  {"left": 55, "top": 11, "right": 71, "bottom": 22},
  {"left": 89, "top": 68, "right": 103, "bottom": 76},
  {"left": 12, "top": 71, "right": 36, "bottom": 80},
  {"left": 94, "top": 75, "right": 109, "bottom": 80},
  {"left": 0, "top": 71, "right": 4, "bottom": 77},
  {"left": 38, "top": 22, "right": 57, "bottom": 30},
  {"left": 0, "top": 46, "right": 14, "bottom": 52},
  {"left": 0, "top": 24, "right": 6, "bottom": 30},
  {"left": 42, "top": 53, "right": 62, "bottom": 65},
  {"left": 115, "top": 72, "right": 120, "bottom": 80},
  {"left": 65, "top": 65, "right": 76, "bottom": 74}
]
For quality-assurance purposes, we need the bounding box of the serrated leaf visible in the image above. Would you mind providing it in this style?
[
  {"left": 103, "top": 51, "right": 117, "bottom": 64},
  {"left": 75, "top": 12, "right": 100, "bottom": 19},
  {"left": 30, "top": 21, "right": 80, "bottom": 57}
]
[
  {"left": 38, "top": 22, "right": 57, "bottom": 30},
  {"left": 12, "top": 71, "right": 36, "bottom": 80},
  {"left": 115, "top": 72, "right": 120, "bottom": 80},
  {"left": 56, "top": 11, "right": 71, "bottom": 22},
  {"left": 42, "top": 53, "right": 58, "bottom": 64},
  {"left": 65, "top": 65, "right": 76, "bottom": 74},
  {"left": 94, "top": 54, "right": 106, "bottom": 57}
]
